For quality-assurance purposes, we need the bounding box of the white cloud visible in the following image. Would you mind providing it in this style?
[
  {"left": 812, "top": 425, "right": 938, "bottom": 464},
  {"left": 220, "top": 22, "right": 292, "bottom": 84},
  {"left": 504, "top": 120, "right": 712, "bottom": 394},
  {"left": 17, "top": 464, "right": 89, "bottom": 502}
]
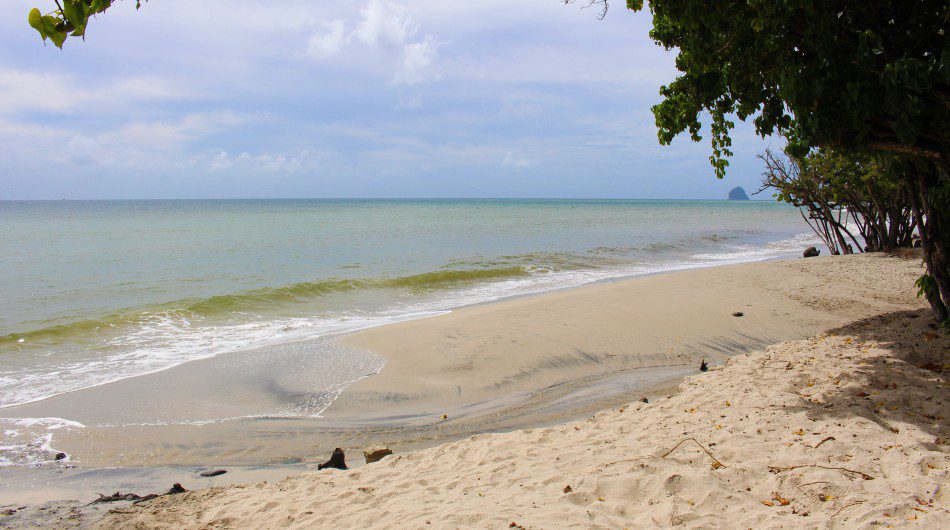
[
  {"left": 307, "top": 19, "right": 349, "bottom": 59},
  {"left": 502, "top": 151, "right": 531, "bottom": 169},
  {"left": 392, "top": 35, "right": 440, "bottom": 85},
  {"left": 0, "top": 68, "right": 194, "bottom": 115},
  {"left": 102, "top": 111, "right": 250, "bottom": 149},
  {"left": 14, "top": 112, "right": 256, "bottom": 170},
  {"left": 355, "top": 0, "right": 414, "bottom": 46},
  {"left": 64, "top": 135, "right": 107, "bottom": 165},
  {"left": 303, "top": 1, "right": 440, "bottom": 86},
  {"left": 206, "top": 149, "right": 320, "bottom": 173}
]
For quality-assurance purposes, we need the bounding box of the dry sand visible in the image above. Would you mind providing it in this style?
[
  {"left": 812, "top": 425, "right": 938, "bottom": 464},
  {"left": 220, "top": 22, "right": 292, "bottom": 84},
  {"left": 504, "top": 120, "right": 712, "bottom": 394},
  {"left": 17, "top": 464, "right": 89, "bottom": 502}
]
[{"left": 75, "top": 253, "right": 949, "bottom": 529}]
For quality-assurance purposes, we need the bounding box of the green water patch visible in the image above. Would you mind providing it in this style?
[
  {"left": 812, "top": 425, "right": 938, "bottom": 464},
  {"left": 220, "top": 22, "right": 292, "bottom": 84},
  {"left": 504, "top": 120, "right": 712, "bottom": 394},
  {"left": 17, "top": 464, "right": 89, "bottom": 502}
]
[{"left": 0, "top": 266, "right": 533, "bottom": 350}]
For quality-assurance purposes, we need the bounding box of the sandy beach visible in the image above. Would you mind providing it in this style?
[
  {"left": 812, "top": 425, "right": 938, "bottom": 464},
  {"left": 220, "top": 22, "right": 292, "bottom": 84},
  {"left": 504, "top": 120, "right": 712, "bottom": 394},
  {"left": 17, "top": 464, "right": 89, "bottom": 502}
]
[
  {"left": 81, "top": 252, "right": 948, "bottom": 529},
  {"left": 4, "top": 252, "right": 946, "bottom": 528}
]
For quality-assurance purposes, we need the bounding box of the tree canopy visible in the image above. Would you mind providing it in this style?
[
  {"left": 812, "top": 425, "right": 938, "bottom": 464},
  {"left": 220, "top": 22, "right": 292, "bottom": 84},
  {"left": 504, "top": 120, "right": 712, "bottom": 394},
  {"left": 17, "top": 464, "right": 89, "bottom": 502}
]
[{"left": 621, "top": 0, "right": 948, "bottom": 176}]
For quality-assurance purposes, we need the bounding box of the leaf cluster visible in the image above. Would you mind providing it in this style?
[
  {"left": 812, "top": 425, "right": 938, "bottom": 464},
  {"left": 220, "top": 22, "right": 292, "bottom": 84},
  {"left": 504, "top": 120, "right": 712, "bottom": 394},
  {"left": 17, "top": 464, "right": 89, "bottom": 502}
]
[
  {"left": 28, "top": 1, "right": 143, "bottom": 48},
  {"left": 626, "top": 0, "right": 949, "bottom": 177}
]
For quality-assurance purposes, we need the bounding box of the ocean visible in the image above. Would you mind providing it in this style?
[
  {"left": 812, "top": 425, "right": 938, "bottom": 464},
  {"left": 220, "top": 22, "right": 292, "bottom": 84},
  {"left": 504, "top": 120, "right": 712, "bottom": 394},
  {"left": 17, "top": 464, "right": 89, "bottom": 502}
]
[{"left": 0, "top": 199, "right": 816, "bottom": 465}]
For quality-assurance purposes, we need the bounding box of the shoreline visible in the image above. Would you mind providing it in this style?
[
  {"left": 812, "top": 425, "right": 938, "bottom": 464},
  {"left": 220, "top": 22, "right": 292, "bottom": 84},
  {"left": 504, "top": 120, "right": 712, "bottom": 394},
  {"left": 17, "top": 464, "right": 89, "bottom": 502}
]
[
  {"left": 0, "top": 252, "right": 933, "bottom": 511},
  {"left": 0, "top": 247, "right": 804, "bottom": 414}
]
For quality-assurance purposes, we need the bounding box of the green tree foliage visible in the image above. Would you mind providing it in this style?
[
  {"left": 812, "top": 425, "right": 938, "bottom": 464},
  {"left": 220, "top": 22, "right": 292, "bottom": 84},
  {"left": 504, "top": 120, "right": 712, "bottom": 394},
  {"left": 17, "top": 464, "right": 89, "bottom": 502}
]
[
  {"left": 28, "top": 1, "right": 142, "bottom": 48},
  {"left": 620, "top": 0, "right": 948, "bottom": 175},
  {"left": 616, "top": 0, "right": 949, "bottom": 323}
]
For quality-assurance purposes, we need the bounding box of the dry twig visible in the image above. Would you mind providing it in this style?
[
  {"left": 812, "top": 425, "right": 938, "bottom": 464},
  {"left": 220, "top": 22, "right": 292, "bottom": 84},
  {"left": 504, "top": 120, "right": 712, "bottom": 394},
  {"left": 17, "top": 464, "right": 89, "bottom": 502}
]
[
  {"left": 768, "top": 464, "right": 874, "bottom": 481},
  {"left": 662, "top": 437, "right": 726, "bottom": 468},
  {"left": 832, "top": 500, "right": 866, "bottom": 517}
]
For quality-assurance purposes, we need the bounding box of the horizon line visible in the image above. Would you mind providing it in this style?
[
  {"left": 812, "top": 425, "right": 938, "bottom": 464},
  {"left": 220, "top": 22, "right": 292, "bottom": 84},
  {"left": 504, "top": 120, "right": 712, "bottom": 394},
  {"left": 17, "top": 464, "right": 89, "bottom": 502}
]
[{"left": 0, "top": 196, "right": 774, "bottom": 202}]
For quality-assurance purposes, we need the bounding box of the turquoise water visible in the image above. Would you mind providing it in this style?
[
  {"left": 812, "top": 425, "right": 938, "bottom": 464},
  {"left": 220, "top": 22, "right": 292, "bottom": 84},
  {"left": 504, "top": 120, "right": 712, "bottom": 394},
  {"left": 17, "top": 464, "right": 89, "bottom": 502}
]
[{"left": 0, "top": 199, "right": 815, "bottom": 416}]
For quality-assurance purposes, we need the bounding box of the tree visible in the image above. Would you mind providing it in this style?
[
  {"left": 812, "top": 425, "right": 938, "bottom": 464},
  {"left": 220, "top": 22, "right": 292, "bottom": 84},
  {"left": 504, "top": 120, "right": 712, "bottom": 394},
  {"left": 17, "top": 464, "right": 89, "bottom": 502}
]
[
  {"left": 758, "top": 148, "right": 917, "bottom": 256},
  {"left": 617, "top": 0, "right": 949, "bottom": 323}
]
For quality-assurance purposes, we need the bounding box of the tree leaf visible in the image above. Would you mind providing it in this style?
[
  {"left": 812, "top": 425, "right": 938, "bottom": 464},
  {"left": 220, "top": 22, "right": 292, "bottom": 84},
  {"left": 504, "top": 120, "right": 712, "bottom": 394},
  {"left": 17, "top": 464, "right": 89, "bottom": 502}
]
[{"left": 27, "top": 8, "right": 46, "bottom": 41}]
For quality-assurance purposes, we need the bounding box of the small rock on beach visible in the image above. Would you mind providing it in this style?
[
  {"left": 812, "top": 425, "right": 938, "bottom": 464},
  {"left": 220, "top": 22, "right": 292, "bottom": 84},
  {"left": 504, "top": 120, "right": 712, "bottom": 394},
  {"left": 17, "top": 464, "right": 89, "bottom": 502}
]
[{"left": 364, "top": 445, "right": 394, "bottom": 464}]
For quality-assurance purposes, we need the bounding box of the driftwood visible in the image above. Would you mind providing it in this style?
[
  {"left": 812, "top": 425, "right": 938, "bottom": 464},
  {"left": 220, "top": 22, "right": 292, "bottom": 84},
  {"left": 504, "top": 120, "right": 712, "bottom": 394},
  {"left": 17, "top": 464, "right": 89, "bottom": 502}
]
[
  {"left": 89, "top": 483, "right": 187, "bottom": 505},
  {"left": 91, "top": 492, "right": 158, "bottom": 504},
  {"left": 318, "top": 448, "right": 348, "bottom": 470}
]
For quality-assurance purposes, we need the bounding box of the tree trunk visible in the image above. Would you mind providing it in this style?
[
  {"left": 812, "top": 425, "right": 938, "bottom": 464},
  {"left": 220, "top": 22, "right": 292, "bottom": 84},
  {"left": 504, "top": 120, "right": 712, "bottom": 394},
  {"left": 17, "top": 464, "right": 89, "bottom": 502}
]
[
  {"left": 909, "top": 163, "right": 950, "bottom": 323},
  {"left": 821, "top": 203, "right": 851, "bottom": 254}
]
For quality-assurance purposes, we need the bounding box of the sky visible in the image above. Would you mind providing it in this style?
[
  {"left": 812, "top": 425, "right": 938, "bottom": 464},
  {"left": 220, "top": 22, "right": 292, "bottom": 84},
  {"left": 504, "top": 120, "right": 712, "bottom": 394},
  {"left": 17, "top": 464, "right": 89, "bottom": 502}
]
[{"left": 0, "top": 0, "right": 780, "bottom": 200}]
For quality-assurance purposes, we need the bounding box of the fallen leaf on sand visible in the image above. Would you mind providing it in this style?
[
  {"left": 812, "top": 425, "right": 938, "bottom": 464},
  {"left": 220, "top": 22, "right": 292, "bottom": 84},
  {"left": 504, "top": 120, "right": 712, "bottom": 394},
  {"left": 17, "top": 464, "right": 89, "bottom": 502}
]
[
  {"left": 818, "top": 494, "right": 836, "bottom": 502},
  {"left": 793, "top": 429, "right": 805, "bottom": 436},
  {"left": 761, "top": 500, "right": 775, "bottom": 507},
  {"left": 772, "top": 494, "right": 791, "bottom": 506}
]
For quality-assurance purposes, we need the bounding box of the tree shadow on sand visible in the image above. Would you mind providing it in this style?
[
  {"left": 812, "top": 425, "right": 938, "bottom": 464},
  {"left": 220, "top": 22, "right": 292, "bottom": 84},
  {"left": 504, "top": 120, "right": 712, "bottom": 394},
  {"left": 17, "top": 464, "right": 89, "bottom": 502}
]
[{"left": 795, "top": 308, "right": 948, "bottom": 442}]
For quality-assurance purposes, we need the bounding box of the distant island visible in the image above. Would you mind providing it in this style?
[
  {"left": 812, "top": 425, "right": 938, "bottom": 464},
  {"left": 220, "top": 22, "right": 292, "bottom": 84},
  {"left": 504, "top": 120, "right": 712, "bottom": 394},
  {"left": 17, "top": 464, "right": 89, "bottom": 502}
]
[{"left": 728, "top": 186, "right": 750, "bottom": 200}]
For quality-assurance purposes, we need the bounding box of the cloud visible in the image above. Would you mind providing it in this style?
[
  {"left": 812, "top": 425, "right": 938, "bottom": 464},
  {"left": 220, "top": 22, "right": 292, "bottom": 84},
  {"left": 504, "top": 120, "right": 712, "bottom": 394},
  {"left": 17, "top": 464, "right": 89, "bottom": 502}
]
[
  {"left": 355, "top": 0, "right": 414, "bottom": 46},
  {"left": 205, "top": 149, "right": 320, "bottom": 174},
  {"left": 0, "top": 0, "right": 777, "bottom": 199},
  {"left": 18, "top": 111, "right": 256, "bottom": 170},
  {"left": 0, "top": 68, "right": 193, "bottom": 115},
  {"left": 502, "top": 151, "right": 531, "bottom": 169},
  {"left": 64, "top": 135, "right": 107, "bottom": 165},
  {"left": 304, "top": 1, "right": 440, "bottom": 86},
  {"left": 392, "top": 35, "right": 440, "bottom": 85},
  {"left": 102, "top": 111, "right": 251, "bottom": 149},
  {"left": 307, "top": 19, "right": 349, "bottom": 59}
]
